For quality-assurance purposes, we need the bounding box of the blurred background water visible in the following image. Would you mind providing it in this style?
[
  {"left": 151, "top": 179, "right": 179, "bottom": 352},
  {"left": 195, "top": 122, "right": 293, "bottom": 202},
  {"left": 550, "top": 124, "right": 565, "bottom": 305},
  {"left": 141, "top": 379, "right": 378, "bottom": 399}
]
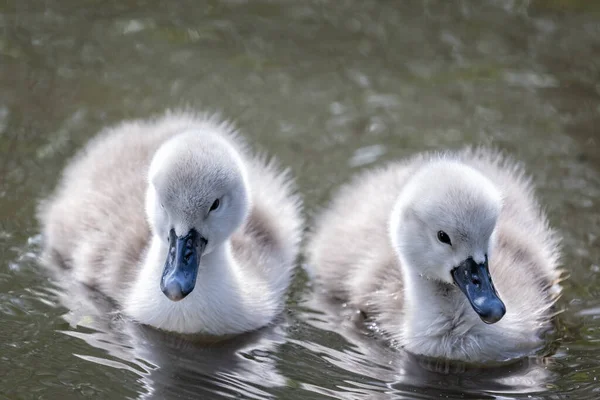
[{"left": 1, "top": 0, "right": 599, "bottom": 399}]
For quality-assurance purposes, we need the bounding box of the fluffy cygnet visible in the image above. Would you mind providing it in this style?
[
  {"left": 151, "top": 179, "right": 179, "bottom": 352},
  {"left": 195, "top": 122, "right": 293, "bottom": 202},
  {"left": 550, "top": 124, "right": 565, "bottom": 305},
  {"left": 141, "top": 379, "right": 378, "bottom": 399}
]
[
  {"left": 307, "top": 147, "right": 564, "bottom": 362},
  {"left": 39, "top": 111, "right": 303, "bottom": 336}
]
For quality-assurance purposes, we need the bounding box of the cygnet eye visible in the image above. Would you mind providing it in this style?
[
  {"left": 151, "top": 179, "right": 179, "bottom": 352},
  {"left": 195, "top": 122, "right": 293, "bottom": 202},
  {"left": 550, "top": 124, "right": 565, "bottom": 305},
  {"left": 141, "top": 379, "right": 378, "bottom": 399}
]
[
  {"left": 209, "top": 198, "right": 220, "bottom": 212},
  {"left": 437, "top": 230, "right": 452, "bottom": 246}
]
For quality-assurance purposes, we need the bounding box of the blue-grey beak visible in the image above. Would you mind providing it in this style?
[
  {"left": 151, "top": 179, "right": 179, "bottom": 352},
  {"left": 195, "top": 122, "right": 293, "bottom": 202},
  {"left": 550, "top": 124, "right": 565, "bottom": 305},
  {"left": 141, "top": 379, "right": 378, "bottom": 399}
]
[
  {"left": 160, "top": 229, "right": 206, "bottom": 301},
  {"left": 451, "top": 256, "right": 506, "bottom": 324}
]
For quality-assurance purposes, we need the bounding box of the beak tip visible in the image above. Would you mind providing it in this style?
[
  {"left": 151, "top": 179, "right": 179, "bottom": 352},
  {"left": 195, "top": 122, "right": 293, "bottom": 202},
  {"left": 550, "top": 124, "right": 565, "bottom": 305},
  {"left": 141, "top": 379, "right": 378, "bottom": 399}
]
[
  {"left": 479, "top": 301, "right": 506, "bottom": 324},
  {"left": 161, "top": 281, "right": 189, "bottom": 302}
]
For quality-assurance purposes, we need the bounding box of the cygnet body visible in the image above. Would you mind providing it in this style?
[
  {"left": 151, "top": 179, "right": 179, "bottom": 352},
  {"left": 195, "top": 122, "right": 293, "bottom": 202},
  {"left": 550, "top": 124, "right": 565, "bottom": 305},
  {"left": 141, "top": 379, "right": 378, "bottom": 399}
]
[
  {"left": 307, "top": 148, "right": 563, "bottom": 362},
  {"left": 39, "top": 111, "right": 303, "bottom": 336}
]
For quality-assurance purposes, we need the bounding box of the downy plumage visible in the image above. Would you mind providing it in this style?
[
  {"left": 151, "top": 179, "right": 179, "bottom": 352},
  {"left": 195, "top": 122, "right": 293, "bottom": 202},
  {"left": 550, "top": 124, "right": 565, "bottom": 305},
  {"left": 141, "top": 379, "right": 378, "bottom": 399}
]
[
  {"left": 307, "top": 147, "right": 564, "bottom": 362},
  {"left": 39, "top": 110, "right": 303, "bottom": 336}
]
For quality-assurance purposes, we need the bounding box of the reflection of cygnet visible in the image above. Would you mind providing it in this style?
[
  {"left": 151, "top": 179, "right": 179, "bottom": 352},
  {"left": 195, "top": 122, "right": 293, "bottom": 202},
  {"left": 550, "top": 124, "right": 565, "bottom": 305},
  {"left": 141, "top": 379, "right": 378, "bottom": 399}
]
[
  {"left": 297, "top": 290, "right": 556, "bottom": 398},
  {"left": 308, "top": 147, "right": 565, "bottom": 362},
  {"left": 56, "top": 280, "right": 288, "bottom": 400},
  {"left": 38, "top": 111, "right": 303, "bottom": 336},
  {"left": 128, "top": 322, "right": 289, "bottom": 400}
]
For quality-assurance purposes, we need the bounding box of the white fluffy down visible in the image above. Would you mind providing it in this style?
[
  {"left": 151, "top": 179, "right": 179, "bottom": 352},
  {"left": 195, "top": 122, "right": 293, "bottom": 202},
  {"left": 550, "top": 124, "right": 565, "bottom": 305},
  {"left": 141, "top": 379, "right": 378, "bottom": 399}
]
[
  {"left": 38, "top": 110, "right": 304, "bottom": 336},
  {"left": 307, "top": 148, "right": 564, "bottom": 362}
]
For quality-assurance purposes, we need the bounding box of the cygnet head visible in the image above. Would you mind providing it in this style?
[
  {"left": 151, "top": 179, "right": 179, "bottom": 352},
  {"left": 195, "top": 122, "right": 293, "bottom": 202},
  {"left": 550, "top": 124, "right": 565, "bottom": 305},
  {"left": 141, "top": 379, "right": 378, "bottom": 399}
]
[
  {"left": 146, "top": 130, "right": 250, "bottom": 302},
  {"left": 390, "top": 160, "right": 506, "bottom": 324}
]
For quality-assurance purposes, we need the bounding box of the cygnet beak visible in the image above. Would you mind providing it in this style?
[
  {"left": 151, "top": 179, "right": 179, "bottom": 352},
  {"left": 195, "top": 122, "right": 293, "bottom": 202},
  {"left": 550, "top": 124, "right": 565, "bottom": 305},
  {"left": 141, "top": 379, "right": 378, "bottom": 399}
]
[
  {"left": 451, "top": 256, "right": 506, "bottom": 324},
  {"left": 160, "top": 228, "right": 206, "bottom": 301}
]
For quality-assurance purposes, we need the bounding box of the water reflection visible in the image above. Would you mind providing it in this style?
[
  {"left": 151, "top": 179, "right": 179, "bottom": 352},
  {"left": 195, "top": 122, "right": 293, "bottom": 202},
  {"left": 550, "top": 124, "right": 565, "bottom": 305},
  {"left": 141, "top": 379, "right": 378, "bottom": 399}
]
[
  {"left": 295, "top": 290, "right": 556, "bottom": 399},
  {"left": 51, "top": 274, "right": 288, "bottom": 399},
  {"left": 39, "top": 257, "right": 560, "bottom": 400}
]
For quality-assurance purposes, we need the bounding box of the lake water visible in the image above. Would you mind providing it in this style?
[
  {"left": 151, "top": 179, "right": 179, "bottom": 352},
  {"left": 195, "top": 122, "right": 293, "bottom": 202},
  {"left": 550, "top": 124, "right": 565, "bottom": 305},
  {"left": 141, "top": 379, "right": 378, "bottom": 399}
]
[{"left": 1, "top": 0, "right": 599, "bottom": 399}]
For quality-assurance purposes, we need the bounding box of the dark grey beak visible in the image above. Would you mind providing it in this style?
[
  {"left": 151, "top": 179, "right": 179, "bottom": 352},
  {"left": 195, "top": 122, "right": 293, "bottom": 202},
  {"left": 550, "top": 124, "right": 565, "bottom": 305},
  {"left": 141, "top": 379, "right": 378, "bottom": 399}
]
[
  {"left": 160, "top": 229, "right": 207, "bottom": 301},
  {"left": 451, "top": 256, "right": 506, "bottom": 324}
]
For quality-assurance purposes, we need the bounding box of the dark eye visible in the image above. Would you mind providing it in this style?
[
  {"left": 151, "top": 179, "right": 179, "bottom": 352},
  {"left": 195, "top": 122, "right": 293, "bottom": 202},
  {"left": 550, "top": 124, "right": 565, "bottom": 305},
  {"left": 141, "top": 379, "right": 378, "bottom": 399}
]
[
  {"left": 437, "top": 231, "right": 452, "bottom": 246},
  {"left": 209, "top": 198, "right": 220, "bottom": 212}
]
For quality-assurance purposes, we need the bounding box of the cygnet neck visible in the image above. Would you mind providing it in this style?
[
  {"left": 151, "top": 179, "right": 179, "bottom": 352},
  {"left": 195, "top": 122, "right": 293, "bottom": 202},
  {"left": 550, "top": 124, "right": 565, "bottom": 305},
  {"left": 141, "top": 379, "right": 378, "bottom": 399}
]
[{"left": 398, "top": 262, "right": 455, "bottom": 333}]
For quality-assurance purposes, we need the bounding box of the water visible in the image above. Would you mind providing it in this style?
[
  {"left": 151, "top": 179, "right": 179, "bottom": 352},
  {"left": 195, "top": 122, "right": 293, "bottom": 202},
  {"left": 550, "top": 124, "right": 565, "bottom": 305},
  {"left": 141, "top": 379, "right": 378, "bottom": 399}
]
[{"left": 1, "top": 0, "right": 599, "bottom": 398}]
